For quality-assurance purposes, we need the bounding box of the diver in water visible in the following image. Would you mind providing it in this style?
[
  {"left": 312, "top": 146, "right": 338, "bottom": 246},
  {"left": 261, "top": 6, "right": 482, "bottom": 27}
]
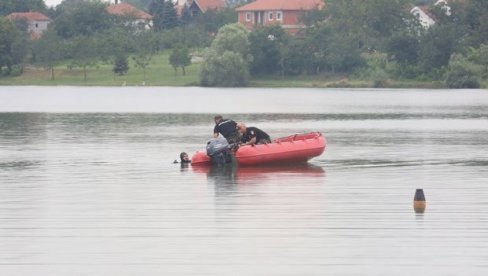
[
  {"left": 174, "top": 152, "right": 191, "bottom": 164},
  {"left": 180, "top": 152, "right": 191, "bottom": 164}
]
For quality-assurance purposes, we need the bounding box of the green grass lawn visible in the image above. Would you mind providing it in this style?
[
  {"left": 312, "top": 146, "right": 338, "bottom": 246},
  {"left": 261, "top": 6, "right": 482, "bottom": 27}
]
[{"left": 0, "top": 51, "right": 201, "bottom": 86}]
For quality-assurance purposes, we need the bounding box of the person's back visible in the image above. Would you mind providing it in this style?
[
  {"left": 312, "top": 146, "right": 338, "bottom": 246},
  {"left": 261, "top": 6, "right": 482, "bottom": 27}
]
[{"left": 213, "top": 115, "right": 240, "bottom": 144}]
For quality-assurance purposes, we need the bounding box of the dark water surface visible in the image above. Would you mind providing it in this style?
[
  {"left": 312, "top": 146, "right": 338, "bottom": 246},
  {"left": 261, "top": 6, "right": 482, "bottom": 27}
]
[{"left": 1, "top": 87, "right": 488, "bottom": 275}]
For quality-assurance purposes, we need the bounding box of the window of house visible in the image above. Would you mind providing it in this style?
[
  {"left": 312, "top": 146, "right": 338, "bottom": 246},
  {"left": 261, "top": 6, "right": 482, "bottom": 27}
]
[
  {"left": 276, "top": 11, "right": 283, "bottom": 21},
  {"left": 35, "top": 23, "right": 39, "bottom": 28},
  {"left": 246, "top": 12, "right": 252, "bottom": 22},
  {"left": 268, "top": 11, "right": 273, "bottom": 21}
]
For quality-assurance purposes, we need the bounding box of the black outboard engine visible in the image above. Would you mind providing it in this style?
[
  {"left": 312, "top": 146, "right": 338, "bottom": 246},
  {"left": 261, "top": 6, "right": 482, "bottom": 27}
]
[{"left": 206, "top": 136, "right": 232, "bottom": 165}]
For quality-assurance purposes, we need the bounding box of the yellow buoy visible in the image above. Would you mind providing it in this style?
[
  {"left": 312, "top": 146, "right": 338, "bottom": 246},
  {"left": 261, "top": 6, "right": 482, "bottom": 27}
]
[{"left": 413, "top": 189, "right": 426, "bottom": 213}]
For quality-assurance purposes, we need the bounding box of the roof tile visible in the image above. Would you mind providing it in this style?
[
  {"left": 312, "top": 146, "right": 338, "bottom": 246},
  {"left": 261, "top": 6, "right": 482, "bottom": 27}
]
[
  {"left": 107, "top": 3, "right": 153, "bottom": 20},
  {"left": 236, "top": 0, "right": 324, "bottom": 12},
  {"left": 6, "top": 12, "right": 51, "bottom": 21},
  {"left": 192, "top": 0, "right": 226, "bottom": 12}
]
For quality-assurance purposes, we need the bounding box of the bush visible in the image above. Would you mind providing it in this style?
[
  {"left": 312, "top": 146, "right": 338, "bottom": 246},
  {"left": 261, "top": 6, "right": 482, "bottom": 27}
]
[
  {"left": 9, "top": 64, "right": 23, "bottom": 76},
  {"left": 445, "top": 54, "right": 481, "bottom": 88},
  {"left": 371, "top": 68, "right": 390, "bottom": 88},
  {"left": 113, "top": 55, "right": 129, "bottom": 76},
  {"left": 446, "top": 65, "right": 480, "bottom": 88},
  {"left": 199, "top": 23, "right": 250, "bottom": 87},
  {"left": 200, "top": 50, "right": 249, "bottom": 87}
]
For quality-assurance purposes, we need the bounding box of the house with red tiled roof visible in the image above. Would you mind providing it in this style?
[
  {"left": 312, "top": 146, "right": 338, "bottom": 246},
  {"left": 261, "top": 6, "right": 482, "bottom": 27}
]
[
  {"left": 107, "top": 0, "right": 153, "bottom": 30},
  {"left": 177, "top": 0, "right": 226, "bottom": 17},
  {"left": 6, "top": 12, "right": 51, "bottom": 40},
  {"left": 236, "top": 0, "right": 324, "bottom": 34}
]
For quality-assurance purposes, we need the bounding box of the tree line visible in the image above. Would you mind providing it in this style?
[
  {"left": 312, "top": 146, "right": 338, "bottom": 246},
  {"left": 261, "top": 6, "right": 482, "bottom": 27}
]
[
  {"left": 202, "top": 0, "right": 488, "bottom": 88},
  {"left": 0, "top": 0, "right": 235, "bottom": 80}
]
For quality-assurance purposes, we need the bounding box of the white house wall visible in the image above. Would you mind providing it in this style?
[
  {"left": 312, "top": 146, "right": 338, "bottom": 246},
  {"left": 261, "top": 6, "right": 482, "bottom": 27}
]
[
  {"left": 410, "top": 7, "right": 436, "bottom": 29},
  {"left": 28, "top": 20, "right": 50, "bottom": 34}
]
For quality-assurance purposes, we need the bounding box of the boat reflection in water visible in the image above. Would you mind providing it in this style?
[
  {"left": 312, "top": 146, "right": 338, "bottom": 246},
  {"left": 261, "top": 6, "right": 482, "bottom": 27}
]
[{"left": 192, "top": 163, "right": 326, "bottom": 186}]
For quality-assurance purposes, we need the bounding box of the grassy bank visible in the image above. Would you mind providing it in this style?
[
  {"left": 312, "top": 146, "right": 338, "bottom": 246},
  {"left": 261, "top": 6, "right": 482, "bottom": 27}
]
[
  {"left": 0, "top": 52, "right": 201, "bottom": 87},
  {"left": 0, "top": 51, "right": 484, "bottom": 88}
]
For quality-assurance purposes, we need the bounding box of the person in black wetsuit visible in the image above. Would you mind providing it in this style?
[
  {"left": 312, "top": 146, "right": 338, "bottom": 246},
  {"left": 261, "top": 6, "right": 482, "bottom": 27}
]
[
  {"left": 213, "top": 115, "right": 240, "bottom": 144},
  {"left": 236, "top": 123, "right": 271, "bottom": 146},
  {"left": 180, "top": 152, "right": 191, "bottom": 163}
]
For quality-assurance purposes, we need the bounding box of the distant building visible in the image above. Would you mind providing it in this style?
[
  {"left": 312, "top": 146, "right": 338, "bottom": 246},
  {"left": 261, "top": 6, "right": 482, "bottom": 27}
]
[
  {"left": 177, "top": 0, "right": 226, "bottom": 17},
  {"left": 236, "top": 0, "right": 324, "bottom": 34},
  {"left": 410, "top": 0, "right": 466, "bottom": 29},
  {"left": 107, "top": 0, "right": 153, "bottom": 30},
  {"left": 6, "top": 12, "right": 51, "bottom": 40},
  {"left": 410, "top": 5, "right": 436, "bottom": 29}
]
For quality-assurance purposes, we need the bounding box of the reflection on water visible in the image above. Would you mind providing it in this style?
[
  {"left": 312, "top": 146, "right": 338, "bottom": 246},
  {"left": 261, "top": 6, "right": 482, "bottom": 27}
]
[
  {"left": 196, "top": 163, "right": 326, "bottom": 182},
  {"left": 1, "top": 88, "right": 488, "bottom": 276}
]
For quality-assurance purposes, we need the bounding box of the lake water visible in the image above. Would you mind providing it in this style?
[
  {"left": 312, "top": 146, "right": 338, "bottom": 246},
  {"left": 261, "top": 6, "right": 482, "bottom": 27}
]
[{"left": 1, "top": 87, "right": 488, "bottom": 276}]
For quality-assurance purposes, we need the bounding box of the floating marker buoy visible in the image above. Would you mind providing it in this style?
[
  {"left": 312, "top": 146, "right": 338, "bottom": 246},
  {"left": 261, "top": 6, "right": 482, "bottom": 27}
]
[{"left": 413, "top": 189, "right": 426, "bottom": 213}]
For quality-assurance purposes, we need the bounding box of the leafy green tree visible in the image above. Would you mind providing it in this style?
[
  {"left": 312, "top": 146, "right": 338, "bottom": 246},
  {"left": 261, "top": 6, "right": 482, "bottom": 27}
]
[
  {"left": 301, "top": 8, "right": 328, "bottom": 27},
  {"left": 132, "top": 32, "right": 158, "bottom": 83},
  {"left": 10, "top": 17, "right": 28, "bottom": 33},
  {"left": 156, "top": 24, "right": 212, "bottom": 50},
  {"left": 180, "top": 5, "right": 192, "bottom": 25},
  {"left": 386, "top": 32, "right": 419, "bottom": 66},
  {"left": 445, "top": 54, "right": 480, "bottom": 88},
  {"left": 113, "top": 54, "right": 129, "bottom": 76},
  {"left": 169, "top": 46, "right": 191, "bottom": 76},
  {"left": 304, "top": 24, "right": 333, "bottom": 74},
  {"left": 96, "top": 26, "right": 135, "bottom": 62},
  {"left": 70, "top": 36, "right": 100, "bottom": 81},
  {"left": 149, "top": 0, "right": 165, "bottom": 31},
  {"left": 53, "top": 0, "right": 111, "bottom": 38},
  {"left": 418, "top": 24, "right": 458, "bottom": 74},
  {"left": 200, "top": 23, "right": 250, "bottom": 86},
  {"left": 283, "top": 38, "right": 311, "bottom": 76},
  {"left": 326, "top": 0, "right": 411, "bottom": 50},
  {"left": 479, "top": 44, "right": 488, "bottom": 75},
  {"left": 0, "top": 17, "right": 27, "bottom": 76},
  {"left": 326, "top": 34, "right": 364, "bottom": 73},
  {"left": 200, "top": 50, "right": 249, "bottom": 87},
  {"left": 464, "top": 0, "right": 488, "bottom": 47},
  {"left": 33, "top": 29, "right": 64, "bottom": 80},
  {"left": 0, "top": 0, "right": 46, "bottom": 16},
  {"left": 161, "top": 0, "right": 178, "bottom": 29},
  {"left": 248, "top": 25, "right": 287, "bottom": 76},
  {"left": 210, "top": 23, "right": 249, "bottom": 58},
  {"left": 193, "top": 8, "right": 237, "bottom": 34}
]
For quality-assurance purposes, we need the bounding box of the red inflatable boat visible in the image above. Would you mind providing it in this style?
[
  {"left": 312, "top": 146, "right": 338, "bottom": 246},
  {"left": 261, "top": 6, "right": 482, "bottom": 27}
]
[{"left": 191, "top": 132, "right": 326, "bottom": 166}]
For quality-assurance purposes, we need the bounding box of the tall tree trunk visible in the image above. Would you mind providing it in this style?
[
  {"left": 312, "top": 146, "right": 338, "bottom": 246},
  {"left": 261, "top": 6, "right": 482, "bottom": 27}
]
[
  {"left": 51, "top": 67, "right": 55, "bottom": 80},
  {"left": 182, "top": 66, "right": 186, "bottom": 76}
]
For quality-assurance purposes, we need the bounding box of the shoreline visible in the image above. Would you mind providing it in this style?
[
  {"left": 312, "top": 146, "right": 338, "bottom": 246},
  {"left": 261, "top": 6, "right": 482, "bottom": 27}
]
[{"left": 0, "top": 59, "right": 485, "bottom": 89}]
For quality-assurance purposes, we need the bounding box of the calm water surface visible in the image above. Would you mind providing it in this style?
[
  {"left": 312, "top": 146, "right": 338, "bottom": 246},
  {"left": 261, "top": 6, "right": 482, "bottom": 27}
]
[{"left": 1, "top": 87, "right": 488, "bottom": 276}]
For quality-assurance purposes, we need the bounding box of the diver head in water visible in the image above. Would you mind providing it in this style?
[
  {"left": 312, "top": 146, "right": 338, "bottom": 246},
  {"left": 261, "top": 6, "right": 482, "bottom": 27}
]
[{"left": 180, "top": 152, "right": 191, "bottom": 163}]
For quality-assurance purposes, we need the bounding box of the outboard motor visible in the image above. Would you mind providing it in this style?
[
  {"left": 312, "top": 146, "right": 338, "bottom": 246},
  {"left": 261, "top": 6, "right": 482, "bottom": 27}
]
[{"left": 206, "top": 136, "right": 232, "bottom": 165}]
